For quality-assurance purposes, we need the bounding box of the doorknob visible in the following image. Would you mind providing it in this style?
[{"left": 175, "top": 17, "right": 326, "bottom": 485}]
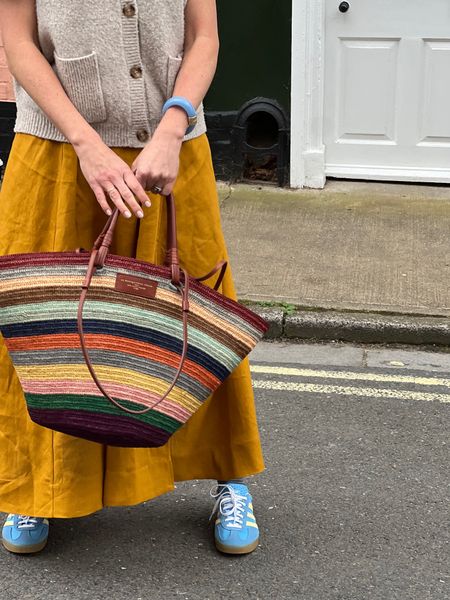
[{"left": 339, "top": 1, "right": 350, "bottom": 12}]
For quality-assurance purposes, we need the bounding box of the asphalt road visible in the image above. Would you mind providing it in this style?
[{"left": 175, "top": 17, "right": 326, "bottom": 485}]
[{"left": 1, "top": 341, "right": 449, "bottom": 600}]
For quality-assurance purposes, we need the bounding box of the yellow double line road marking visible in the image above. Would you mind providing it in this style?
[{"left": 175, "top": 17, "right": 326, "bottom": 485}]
[{"left": 250, "top": 365, "right": 450, "bottom": 404}]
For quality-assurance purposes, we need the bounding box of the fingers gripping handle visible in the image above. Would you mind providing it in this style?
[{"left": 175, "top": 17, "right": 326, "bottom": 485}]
[{"left": 92, "top": 194, "right": 181, "bottom": 285}]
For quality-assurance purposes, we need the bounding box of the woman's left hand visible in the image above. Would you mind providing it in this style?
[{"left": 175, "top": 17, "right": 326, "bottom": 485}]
[{"left": 131, "top": 109, "right": 187, "bottom": 196}]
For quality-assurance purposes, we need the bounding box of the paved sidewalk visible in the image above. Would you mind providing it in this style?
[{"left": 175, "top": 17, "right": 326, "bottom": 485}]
[{"left": 219, "top": 181, "right": 450, "bottom": 344}]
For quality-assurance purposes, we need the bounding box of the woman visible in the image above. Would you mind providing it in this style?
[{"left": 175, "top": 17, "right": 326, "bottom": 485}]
[{"left": 0, "top": 0, "right": 264, "bottom": 555}]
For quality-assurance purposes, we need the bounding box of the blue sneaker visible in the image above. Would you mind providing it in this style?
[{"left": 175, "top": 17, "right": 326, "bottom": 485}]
[
  {"left": 210, "top": 483, "right": 260, "bottom": 554},
  {"left": 2, "top": 514, "right": 49, "bottom": 554}
]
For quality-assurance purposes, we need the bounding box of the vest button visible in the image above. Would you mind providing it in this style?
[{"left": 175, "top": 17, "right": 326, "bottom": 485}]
[
  {"left": 130, "top": 65, "right": 143, "bottom": 79},
  {"left": 136, "top": 129, "right": 149, "bottom": 143},
  {"left": 123, "top": 3, "right": 136, "bottom": 17}
]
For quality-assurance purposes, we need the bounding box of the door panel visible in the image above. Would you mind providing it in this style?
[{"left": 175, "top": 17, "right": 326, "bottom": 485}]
[
  {"left": 420, "top": 41, "right": 450, "bottom": 144},
  {"left": 337, "top": 39, "right": 399, "bottom": 143},
  {"left": 324, "top": 0, "right": 450, "bottom": 182}
]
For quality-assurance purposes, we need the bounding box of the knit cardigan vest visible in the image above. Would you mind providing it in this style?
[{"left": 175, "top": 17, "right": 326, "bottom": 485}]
[{"left": 13, "top": 0, "right": 206, "bottom": 147}]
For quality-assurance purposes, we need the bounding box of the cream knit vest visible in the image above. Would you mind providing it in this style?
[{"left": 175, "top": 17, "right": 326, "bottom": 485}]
[{"left": 13, "top": 0, "right": 206, "bottom": 147}]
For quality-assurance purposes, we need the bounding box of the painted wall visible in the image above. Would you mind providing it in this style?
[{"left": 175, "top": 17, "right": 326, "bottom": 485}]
[
  {"left": 0, "top": 30, "right": 14, "bottom": 102},
  {"left": 205, "top": 0, "right": 292, "bottom": 113}
]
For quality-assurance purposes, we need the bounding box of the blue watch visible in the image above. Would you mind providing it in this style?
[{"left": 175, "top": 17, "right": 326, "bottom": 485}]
[{"left": 162, "top": 96, "right": 197, "bottom": 135}]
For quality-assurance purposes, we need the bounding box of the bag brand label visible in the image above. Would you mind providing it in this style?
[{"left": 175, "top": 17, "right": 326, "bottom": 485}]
[{"left": 115, "top": 273, "right": 158, "bottom": 299}]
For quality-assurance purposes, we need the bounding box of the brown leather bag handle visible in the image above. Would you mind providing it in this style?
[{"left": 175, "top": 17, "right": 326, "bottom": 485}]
[
  {"left": 93, "top": 194, "right": 181, "bottom": 284},
  {"left": 77, "top": 194, "right": 226, "bottom": 415},
  {"left": 77, "top": 194, "right": 189, "bottom": 415},
  {"left": 77, "top": 261, "right": 191, "bottom": 415},
  {"left": 77, "top": 194, "right": 227, "bottom": 290}
]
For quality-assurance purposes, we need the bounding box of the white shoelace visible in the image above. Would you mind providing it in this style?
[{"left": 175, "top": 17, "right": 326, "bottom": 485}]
[
  {"left": 17, "top": 515, "right": 39, "bottom": 530},
  {"left": 209, "top": 485, "right": 246, "bottom": 529}
]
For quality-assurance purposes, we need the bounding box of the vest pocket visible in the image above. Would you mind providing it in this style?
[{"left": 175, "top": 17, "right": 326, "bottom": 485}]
[
  {"left": 53, "top": 51, "right": 107, "bottom": 123},
  {"left": 166, "top": 55, "right": 183, "bottom": 98}
]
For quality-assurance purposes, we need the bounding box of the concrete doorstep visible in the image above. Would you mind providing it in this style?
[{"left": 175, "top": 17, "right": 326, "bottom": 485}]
[{"left": 218, "top": 181, "right": 450, "bottom": 347}]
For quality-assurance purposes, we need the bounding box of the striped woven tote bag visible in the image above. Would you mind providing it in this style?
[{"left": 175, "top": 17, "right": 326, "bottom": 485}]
[{"left": 0, "top": 194, "right": 268, "bottom": 447}]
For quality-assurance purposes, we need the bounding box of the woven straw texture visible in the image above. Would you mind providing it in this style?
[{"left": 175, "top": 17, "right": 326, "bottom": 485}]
[{"left": 0, "top": 252, "right": 268, "bottom": 447}]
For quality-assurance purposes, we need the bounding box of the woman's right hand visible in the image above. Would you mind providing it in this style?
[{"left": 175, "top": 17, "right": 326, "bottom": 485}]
[{"left": 75, "top": 137, "right": 151, "bottom": 219}]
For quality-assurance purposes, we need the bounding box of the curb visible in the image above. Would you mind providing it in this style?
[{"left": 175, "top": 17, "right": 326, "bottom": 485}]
[{"left": 247, "top": 304, "right": 450, "bottom": 346}]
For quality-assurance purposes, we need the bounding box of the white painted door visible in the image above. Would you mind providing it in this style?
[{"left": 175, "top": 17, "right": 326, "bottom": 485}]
[{"left": 324, "top": 0, "right": 450, "bottom": 182}]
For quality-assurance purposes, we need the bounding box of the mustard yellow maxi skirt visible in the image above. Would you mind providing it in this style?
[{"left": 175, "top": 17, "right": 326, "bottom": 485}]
[{"left": 0, "top": 132, "right": 265, "bottom": 518}]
